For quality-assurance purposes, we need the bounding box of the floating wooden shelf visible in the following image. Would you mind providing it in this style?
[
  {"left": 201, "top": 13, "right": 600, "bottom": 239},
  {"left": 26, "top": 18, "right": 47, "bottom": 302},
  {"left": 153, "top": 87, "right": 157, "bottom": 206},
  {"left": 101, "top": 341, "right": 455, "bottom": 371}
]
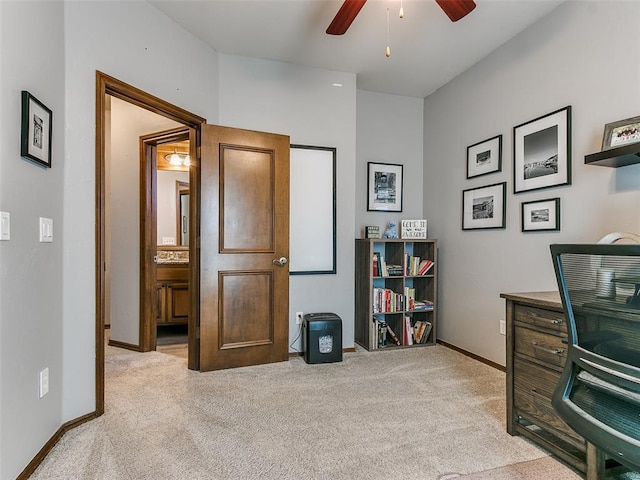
[{"left": 585, "top": 143, "right": 640, "bottom": 168}]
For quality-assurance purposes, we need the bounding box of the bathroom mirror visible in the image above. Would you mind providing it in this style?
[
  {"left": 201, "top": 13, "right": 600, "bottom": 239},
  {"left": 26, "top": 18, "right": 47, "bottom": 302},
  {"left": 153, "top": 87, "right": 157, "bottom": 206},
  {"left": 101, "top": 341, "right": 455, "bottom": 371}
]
[
  {"left": 176, "top": 181, "right": 189, "bottom": 246},
  {"left": 157, "top": 169, "right": 189, "bottom": 246}
]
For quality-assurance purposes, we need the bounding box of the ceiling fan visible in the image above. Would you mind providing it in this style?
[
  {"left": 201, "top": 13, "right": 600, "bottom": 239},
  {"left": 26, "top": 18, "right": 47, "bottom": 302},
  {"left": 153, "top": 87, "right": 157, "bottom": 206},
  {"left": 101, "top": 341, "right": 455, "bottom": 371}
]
[{"left": 326, "top": 0, "right": 477, "bottom": 35}]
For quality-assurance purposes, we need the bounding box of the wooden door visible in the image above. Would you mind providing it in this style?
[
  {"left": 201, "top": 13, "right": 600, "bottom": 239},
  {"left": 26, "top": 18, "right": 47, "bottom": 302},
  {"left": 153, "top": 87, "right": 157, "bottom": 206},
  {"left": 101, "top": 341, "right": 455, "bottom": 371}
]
[{"left": 200, "top": 124, "right": 290, "bottom": 371}]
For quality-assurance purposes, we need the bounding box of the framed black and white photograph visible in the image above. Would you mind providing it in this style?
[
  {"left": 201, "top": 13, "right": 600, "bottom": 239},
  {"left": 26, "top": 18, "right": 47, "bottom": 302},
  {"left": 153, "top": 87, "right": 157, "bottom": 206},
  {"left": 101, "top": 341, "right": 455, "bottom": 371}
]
[
  {"left": 521, "top": 197, "right": 560, "bottom": 232},
  {"left": 602, "top": 115, "right": 640, "bottom": 150},
  {"left": 21, "top": 91, "right": 52, "bottom": 168},
  {"left": 466, "top": 134, "right": 502, "bottom": 179},
  {"left": 513, "top": 106, "right": 571, "bottom": 194},
  {"left": 367, "top": 162, "right": 403, "bottom": 212},
  {"left": 462, "top": 182, "right": 506, "bottom": 230}
]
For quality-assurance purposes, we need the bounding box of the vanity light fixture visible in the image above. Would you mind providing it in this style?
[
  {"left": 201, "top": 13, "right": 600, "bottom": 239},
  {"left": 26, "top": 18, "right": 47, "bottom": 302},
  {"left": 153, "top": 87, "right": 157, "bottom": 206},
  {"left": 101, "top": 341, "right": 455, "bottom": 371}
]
[{"left": 165, "top": 149, "right": 190, "bottom": 167}]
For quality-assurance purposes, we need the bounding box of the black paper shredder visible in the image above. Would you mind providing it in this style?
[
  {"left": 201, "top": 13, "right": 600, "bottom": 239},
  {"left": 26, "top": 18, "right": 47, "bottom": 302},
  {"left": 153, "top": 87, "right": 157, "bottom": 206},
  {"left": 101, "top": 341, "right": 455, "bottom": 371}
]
[{"left": 302, "top": 313, "right": 343, "bottom": 364}]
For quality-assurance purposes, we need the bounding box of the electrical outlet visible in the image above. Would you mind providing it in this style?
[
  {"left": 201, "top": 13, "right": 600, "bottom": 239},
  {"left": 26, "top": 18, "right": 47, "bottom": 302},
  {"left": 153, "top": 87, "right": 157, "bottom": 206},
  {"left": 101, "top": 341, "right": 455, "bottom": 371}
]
[
  {"left": 39, "top": 368, "right": 49, "bottom": 398},
  {"left": 499, "top": 320, "right": 506, "bottom": 336},
  {"left": 296, "top": 312, "right": 304, "bottom": 325}
]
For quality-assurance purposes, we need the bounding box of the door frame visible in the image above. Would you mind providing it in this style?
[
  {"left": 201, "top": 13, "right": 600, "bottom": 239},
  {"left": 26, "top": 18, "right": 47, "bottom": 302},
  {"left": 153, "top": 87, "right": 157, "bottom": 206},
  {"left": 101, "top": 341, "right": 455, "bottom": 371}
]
[
  {"left": 95, "top": 71, "right": 204, "bottom": 415},
  {"left": 139, "top": 127, "right": 191, "bottom": 353}
]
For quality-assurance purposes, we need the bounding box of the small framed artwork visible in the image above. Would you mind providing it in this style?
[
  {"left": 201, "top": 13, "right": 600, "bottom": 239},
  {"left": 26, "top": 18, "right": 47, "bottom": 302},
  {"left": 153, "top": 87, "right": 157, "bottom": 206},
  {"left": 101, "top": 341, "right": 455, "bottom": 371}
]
[
  {"left": 602, "top": 115, "right": 640, "bottom": 150},
  {"left": 21, "top": 91, "right": 53, "bottom": 168},
  {"left": 466, "top": 134, "right": 502, "bottom": 179},
  {"left": 367, "top": 162, "right": 403, "bottom": 212},
  {"left": 521, "top": 197, "right": 560, "bottom": 232},
  {"left": 513, "top": 106, "right": 571, "bottom": 194},
  {"left": 462, "top": 181, "right": 506, "bottom": 230}
]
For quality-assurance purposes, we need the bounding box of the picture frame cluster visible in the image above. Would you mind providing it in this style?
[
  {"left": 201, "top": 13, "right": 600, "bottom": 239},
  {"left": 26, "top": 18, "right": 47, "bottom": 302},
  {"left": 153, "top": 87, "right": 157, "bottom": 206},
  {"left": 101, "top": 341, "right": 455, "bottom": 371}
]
[{"left": 463, "top": 105, "right": 571, "bottom": 232}]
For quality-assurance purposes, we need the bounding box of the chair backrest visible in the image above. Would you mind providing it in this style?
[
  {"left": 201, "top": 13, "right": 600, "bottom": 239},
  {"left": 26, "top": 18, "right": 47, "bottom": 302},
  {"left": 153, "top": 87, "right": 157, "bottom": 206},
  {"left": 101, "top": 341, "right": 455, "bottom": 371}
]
[{"left": 550, "top": 244, "right": 640, "bottom": 472}]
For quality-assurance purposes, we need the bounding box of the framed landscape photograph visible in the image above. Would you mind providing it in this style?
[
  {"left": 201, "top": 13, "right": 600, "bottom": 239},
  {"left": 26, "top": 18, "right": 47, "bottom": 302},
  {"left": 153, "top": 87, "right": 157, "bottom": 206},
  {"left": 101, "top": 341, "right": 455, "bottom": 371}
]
[
  {"left": 462, "top": 182, "right": 506, "bottom": 230},
  {"left": 521, "top": 197, "right": 560, "bottom": 232},
  {"left": 602, "top": 115, "right": 640, "bottom": 150},
  {"left": 513, "top": 106, "right": 571, "bottom": 194},
  {"left": 466, "top": 134, "right": 502, "bottom": 179},
  {"left": 21, "top": 91, "right": 52, "bottom": 168},
  {"left": 367, "top": 162, "right": 403, "bottom": 212}
]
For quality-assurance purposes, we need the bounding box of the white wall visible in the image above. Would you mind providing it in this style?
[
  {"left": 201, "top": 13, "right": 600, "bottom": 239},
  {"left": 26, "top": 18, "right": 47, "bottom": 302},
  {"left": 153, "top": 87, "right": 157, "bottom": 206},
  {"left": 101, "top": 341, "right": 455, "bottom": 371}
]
[
  {"left": 0, "top": 2, "right": 65, "bottom": 478},
  {"left": 356, "top": 90, "right": 425, "bottom": 235},
  {"left": 423, "top": 1, "right": 640, "bottom": 366},
  {"left": 63, "top": 0, "right": 218, "bottom": 422},
  {"left": 109, "top": 97, "right": 180, "bottom": 346},
  {"left": 218, "top": 54, "right": 357, "bottom": 350}
]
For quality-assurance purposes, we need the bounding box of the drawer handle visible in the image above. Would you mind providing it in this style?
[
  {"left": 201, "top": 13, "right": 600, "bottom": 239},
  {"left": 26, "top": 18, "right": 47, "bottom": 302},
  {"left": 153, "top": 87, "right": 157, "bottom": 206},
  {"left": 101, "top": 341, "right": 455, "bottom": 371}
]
[
  {"left": 531, "top": 312, "right": 563, "bottom": 325},
  {"left": 532, "top": 341, "right": 564, "bottom": 356}
]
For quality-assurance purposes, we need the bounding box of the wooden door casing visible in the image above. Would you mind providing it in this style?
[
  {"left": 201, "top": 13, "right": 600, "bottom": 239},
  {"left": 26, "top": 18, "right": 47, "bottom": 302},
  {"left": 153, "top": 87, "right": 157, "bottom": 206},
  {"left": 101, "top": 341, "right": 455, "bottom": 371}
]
[{"left": 200, "top": 125, "right": 290, "bottom": 371}]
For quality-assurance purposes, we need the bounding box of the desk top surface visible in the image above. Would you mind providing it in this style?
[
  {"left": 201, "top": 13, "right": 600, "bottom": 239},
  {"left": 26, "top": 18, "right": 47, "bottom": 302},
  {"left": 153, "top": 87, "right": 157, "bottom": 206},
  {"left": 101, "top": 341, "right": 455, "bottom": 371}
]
[{"left": 500, "top": 291, "right": 561, "bottom": 309}]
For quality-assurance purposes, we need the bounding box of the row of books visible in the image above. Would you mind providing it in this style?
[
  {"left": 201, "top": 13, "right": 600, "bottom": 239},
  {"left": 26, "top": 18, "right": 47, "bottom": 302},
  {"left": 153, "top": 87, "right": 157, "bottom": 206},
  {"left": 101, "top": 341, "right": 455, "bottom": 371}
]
[
  {"left": 374, "top": 316, "right": 432, "bottom": 347},
  {"left": 372, "top": 252, "right": 403, "bottom": 277},
  {"left": 405, "top": 255, "right": 434, "bottom": 276},
  {"left": 373, "top": 287, "right": 405, "bottom": 313},
  {"left": 373, "top": 287, "right": 433, "bottom": 313},
  {"left": 372, "top": 251, "right": 435, "bottom": 278}
]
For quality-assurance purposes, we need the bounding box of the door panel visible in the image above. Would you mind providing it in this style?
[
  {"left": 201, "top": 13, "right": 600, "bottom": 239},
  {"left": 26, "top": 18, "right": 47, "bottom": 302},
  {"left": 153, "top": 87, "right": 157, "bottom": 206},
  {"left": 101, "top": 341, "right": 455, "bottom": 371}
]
[
  {"left": 200, "top": 124, "right": 289, "bottom": 371},
  {"left": 221, "top": 146, "right": 274, "bottom": 252},
  {"left": 219, "top": 271, "right": 273, "bottom": 349}
]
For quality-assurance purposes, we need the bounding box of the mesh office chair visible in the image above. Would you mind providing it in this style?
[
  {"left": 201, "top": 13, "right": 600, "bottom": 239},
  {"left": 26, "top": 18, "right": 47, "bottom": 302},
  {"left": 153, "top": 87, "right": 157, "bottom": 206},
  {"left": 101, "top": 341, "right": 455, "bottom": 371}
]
[{"left": 550, "top": 244, "right": 640, "bottom": 474}]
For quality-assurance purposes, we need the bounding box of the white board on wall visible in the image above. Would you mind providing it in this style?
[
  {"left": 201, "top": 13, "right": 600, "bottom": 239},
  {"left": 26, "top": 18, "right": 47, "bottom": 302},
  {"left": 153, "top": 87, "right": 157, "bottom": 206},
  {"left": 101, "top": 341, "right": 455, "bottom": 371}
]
[{"left": 289, "top": 145, "right": 336, "bottom": 274}]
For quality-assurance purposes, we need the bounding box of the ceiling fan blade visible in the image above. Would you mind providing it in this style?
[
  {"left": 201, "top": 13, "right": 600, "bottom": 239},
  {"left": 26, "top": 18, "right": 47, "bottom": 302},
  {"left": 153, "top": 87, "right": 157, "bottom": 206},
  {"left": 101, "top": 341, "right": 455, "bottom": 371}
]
[
  {"left": 435, "top": 0, "right": 476, "bottom": 22},
  {"left": 326, "top": 0, "right": 367, "bottom": 35}
]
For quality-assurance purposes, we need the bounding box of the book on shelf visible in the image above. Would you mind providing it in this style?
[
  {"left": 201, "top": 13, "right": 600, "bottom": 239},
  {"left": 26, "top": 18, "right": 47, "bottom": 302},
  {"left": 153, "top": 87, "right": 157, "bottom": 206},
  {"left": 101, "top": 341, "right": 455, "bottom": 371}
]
[
  {"left": 413, "top": 299, "right": 434, "bottom": 311},
  {"left": 386, "top": 264, "right": 404, "bottom": 276},
  {"left": 380, "top": 256, "right": 388, "bottom": 277},
  {"left": 372, "top": 252, "right": 380, "bottom": 277},
  {"left": 404, "top": 316, "right": 414, "bottom": 346},
  {"left": 375, "top": 317, "right": 387, "bottom": 348},
  {"left": 414, "top": 320, "right": 433, "bottom": 343},
  {"left": 417, "top": 259, "right": 434, "bottom": 276},
  {"left": 404, "top": 255, "right": 422, "bottom": 276},
  {"left": 386, "top": 323, "right": 401, "bottom": 346},
  {"left": 404, "top": 286, "right": 415, "bottom": 311}
]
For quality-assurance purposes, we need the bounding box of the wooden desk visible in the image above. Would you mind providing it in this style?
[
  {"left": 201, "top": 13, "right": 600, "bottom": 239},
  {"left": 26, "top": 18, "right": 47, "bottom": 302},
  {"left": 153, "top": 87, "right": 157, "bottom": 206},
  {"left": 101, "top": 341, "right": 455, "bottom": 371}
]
[{"left": 501, "top": 291, "right": 607, "bottom": 479}]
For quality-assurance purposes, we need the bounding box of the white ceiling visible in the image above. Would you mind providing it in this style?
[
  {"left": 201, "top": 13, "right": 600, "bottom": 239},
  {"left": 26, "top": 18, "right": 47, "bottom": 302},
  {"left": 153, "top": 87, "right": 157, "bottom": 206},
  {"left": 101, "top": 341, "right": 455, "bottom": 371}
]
[{"left": 148, "top": 0, "right": 564, "bottom": 98}]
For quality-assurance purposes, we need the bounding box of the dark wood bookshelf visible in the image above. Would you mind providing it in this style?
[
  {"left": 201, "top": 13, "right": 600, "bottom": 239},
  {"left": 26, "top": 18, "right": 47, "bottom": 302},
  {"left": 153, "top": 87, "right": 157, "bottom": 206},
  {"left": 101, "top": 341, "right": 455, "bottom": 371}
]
[{"left": 355, "top": 238, "right": 438, "bottom": 351}]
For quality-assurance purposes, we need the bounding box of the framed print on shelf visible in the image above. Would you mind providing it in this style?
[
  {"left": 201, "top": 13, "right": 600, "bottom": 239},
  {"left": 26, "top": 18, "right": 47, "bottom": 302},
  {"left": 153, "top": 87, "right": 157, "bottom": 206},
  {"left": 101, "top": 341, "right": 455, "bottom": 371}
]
[
  {"left": 513, "top": 106, "right": 571, "bottom": 194},
  {"left": 466, "top": 134, "right": 502, "bottom": 179},
  {"left": 521, "top": 197, "right": 560, "bottom": 232},
  {"left": 602, "top": 115, "right": 640, "bottom": 150},
  {"left": 462, "top": 181, "right": 506, "bottom": 231},
  {"left": 367, "top": 162, "right": 403, "bottom": 212},
  {"left": 21, "top": 91, "right": 52, "bottom": 168}
]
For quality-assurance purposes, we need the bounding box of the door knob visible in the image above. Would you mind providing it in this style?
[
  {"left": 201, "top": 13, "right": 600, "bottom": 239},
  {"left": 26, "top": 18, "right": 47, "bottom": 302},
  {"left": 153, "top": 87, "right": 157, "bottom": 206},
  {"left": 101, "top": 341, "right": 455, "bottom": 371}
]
[{"left": 272, "top": 256, "right": 288, "bottom": 266}]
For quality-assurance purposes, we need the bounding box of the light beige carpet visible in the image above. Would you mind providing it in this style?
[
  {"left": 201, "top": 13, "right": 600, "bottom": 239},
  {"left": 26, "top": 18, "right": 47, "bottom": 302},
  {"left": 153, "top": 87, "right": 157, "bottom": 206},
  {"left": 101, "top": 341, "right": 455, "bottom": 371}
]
[{"left": 30, "top": 343, "right": 580, "bottom": 479}]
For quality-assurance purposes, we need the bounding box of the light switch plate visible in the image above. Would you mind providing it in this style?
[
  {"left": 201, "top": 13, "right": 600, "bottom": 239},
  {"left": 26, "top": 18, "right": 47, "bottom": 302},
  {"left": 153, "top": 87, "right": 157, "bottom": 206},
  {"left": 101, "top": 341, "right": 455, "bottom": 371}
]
[
  {"left": 39, "top": 217, "right": 53, "bottom": 243},
  {"left": 0, "top": 212, "right": 9, "bottom": 241}
]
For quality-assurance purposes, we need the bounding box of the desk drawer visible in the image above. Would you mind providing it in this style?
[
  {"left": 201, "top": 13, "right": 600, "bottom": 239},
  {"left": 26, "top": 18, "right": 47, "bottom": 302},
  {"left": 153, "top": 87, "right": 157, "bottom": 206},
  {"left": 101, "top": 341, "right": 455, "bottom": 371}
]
[
  {"left": 514, "top": 304, "right": 566, "bottom": 333},
  {"left": 514, "top": 357, "right": 560, "bottom": 399},
  {"left": 515, "top": 325, "right": 567, "bottom": 368}
]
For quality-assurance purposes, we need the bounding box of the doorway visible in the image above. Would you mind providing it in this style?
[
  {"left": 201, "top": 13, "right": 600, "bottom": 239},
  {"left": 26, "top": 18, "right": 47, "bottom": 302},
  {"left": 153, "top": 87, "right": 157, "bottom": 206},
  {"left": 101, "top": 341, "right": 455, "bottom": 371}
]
[
  {"left": 96, "top": 71, "right": 204, "bottom": 415},
  {"left": 96, "top": 72, "right": 291, "bottom": 416},
  {"left": 139, "top": 128, "right": 191, "bottom": 353}
]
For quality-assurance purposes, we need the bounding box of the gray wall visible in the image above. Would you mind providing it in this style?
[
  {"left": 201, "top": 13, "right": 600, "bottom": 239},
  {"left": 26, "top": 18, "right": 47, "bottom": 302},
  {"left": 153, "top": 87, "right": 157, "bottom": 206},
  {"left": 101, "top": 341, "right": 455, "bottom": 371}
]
[
  {"left": 356, "top": 90, "right": 425, "bottom": 235},
  {"left": 423, "top": 1, "right": 640, "bottom": 366},
  {"left": 218, "top": 54, "right": 358, "bottom": 350},
  {"left": 0, "top": 2, "right": 65, "bottom": 478}
]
